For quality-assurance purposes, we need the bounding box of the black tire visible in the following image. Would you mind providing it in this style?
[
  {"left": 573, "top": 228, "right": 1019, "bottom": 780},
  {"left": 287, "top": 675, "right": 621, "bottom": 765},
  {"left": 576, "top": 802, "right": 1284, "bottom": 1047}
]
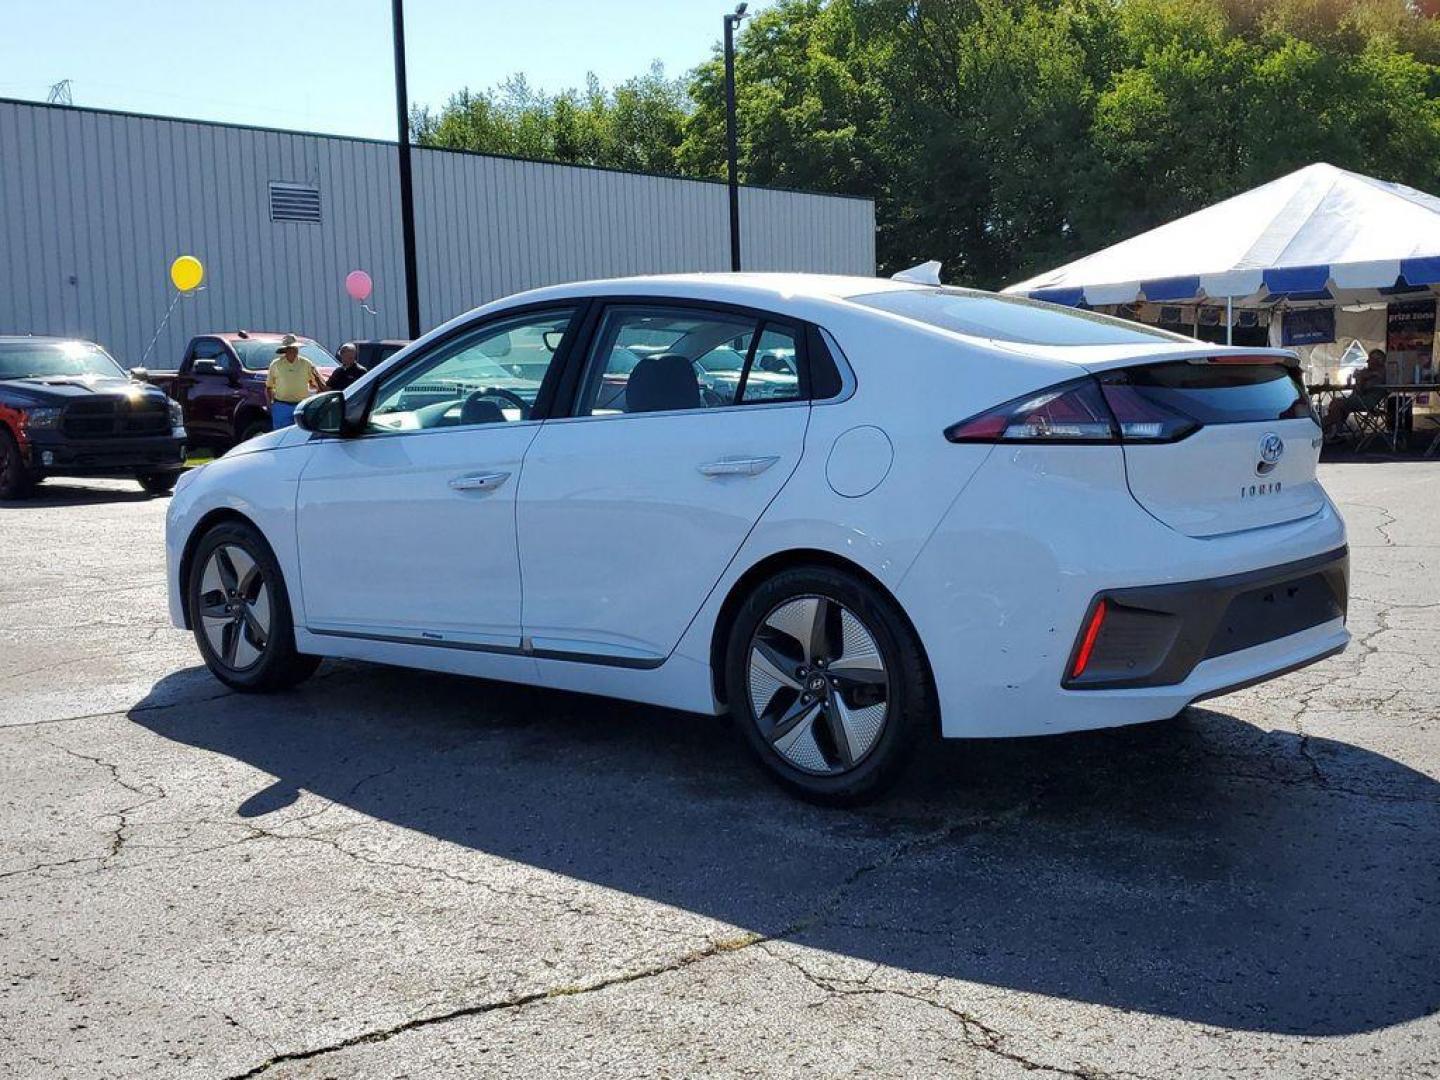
[
  {"left": 187, "top": 519, "right": 321, "bottom": 692},
  {"left": 724, "top": 566, "right": 935, "bottom": 805},
  {"left": 0, "top": 427, "right": 36, "bottom": 500},
  {"left": 238, "top": 419, "right": 270, "bottom": 443},
  {"left": 137, "top": 471, "right": 179, "bottom": 495}
]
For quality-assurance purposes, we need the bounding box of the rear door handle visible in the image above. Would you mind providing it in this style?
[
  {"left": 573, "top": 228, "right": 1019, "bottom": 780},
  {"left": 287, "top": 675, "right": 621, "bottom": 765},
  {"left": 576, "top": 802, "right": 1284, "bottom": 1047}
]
[
  {"left": 449, "top": 471, "right": 511, "bottom": 492},
  {"left": 697, "top": 456, "right": 780, "bottom": 477}
]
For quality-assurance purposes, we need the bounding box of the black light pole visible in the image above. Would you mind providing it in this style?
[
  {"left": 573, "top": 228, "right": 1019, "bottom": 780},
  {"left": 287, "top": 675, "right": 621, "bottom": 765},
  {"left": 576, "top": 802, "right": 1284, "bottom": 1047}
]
[
  {"left": 723, "top": 3, "right": 748, "bottom": 272},
  {"left": 392, "top": 0, "right": 422, "bottom": 339}
]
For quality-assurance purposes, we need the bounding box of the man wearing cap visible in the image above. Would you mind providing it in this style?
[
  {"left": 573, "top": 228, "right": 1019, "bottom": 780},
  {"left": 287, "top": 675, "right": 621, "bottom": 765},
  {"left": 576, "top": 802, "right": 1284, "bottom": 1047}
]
[{"left": 265, "top": 334, "right": 324, "bottom": 428}]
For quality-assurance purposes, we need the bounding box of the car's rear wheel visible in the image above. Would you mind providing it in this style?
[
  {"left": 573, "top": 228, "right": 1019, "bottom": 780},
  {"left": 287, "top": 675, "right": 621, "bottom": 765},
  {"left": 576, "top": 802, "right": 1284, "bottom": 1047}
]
[
  {"left": 724, "top": 566, "right": 934, "bottom": 805},
  {"left": 0, "top": 428, "right": 36, "bottom": 500},
  {"left": 137, "top": 471, "right": 179, "bottom": 495},
  {"left": 187, "top": 520, "right": 321, "bottom": 692}
]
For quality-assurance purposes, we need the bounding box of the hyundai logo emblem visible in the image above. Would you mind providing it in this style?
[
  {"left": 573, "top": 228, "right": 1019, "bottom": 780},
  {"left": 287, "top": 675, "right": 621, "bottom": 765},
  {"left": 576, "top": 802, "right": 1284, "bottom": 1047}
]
[{"left": 1257, "top": 432, "right": 1285, "bottom": 474}]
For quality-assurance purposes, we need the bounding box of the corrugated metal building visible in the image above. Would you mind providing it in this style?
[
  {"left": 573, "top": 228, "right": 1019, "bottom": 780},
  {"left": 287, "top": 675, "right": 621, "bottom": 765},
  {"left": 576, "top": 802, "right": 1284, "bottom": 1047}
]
[{"left": 0, "top": 97, "right": 875, "bottom": 367}]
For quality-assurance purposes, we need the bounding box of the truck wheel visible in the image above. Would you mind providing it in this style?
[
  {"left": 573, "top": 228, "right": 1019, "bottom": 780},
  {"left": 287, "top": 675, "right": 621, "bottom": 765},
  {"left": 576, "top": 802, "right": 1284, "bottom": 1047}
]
[
  {"left": 0, "top": 428, "right": 36, "bottom": 500},
  {"left": 239, "top": 420, "right": 269, "bottom": 443},
  {"left": 138, "top": 472, "right": 179, "bottom": 495}
]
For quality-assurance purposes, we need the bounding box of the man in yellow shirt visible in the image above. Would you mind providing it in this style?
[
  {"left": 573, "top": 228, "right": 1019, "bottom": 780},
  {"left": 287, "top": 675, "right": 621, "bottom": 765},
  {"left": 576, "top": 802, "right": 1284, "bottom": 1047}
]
[{"left": 266, "top": 334, "right": 324, "bottom": 428}]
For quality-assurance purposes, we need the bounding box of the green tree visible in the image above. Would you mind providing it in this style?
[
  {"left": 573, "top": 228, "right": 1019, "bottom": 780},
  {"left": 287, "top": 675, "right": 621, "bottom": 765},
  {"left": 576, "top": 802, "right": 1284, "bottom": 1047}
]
[
  {"left": 414, "top": 0, "right": 1440, "bottom": 289},
  {"left": 412, "top": 64, "right": 688, "bottom": 173}
]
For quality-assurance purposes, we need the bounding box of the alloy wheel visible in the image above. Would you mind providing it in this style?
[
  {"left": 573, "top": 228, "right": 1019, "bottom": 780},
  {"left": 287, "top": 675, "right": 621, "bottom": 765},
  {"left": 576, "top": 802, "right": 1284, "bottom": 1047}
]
[
  {"left": 197, "top": 544, "right": 272, "bottom": 670},
  {"left": 747, "top": 595, "right": 890, "bottom": 776}
]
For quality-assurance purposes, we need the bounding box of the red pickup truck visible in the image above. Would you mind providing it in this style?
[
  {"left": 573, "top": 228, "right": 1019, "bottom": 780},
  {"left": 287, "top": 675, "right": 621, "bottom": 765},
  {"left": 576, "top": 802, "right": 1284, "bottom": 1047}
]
[{"left": 146, "top": 332, "right": 334, "bottom": 450}]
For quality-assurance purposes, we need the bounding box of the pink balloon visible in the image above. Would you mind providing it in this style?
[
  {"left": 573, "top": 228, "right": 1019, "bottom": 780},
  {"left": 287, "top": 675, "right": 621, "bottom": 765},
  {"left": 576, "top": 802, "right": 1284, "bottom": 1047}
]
[{"left": 345, "top": 269, "right": 373, "bottom": 302}]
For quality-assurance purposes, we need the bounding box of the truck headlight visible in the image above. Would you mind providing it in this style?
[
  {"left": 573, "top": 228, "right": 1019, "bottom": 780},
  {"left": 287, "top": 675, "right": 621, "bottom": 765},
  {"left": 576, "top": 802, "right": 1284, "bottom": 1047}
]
[
  {"left": 23, "top": 406, "right": 63, "bottom": 429},
  {"left": 168, "top": 399, "right": 185, "bottom": 434}
]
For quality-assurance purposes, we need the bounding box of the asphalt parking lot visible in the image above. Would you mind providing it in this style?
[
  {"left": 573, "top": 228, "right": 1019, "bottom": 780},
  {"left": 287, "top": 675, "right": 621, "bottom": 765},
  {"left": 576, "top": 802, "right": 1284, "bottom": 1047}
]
[{"left": 1, "top": 462, "right": 1437, "bottom": 1079}]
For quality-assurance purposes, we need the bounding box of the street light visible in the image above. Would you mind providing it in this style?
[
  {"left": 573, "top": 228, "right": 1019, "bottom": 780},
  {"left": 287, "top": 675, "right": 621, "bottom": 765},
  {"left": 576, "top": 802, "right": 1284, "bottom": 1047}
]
[{"left": 723, "top": 3, "right": 748, "bottom": 272}]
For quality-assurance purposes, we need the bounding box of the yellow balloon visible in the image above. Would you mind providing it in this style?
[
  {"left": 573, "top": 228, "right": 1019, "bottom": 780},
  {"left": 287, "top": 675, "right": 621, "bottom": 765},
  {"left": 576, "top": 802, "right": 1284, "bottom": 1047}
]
[{"left": 170, "top": 255, "right": 204, "bottom": 292}]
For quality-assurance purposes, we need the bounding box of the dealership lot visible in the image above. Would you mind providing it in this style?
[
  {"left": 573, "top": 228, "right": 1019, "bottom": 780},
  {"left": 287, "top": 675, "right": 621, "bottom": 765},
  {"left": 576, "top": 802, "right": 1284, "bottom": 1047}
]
[{"left": 1, "top": 462, "right": 1437, "bottom": 1079}]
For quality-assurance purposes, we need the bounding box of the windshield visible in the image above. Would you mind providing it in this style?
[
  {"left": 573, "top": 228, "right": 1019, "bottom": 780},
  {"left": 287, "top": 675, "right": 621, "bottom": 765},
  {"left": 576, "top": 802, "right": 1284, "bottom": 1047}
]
[
  {"left": 851, "top": 287, "right": 1186, "bottom": 346},
  {"left": 0, "top": 340, "right": 126, "bottom": 380},
  {"left": 234, "top": 340, "right": 335, "bottom": 371}
]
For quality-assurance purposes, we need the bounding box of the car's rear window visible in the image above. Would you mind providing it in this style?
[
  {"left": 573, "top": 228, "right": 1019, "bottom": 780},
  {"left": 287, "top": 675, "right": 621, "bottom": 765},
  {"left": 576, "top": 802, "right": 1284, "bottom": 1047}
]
[
  {"left": 235, "top": 340, "right": 334, "bottom": 371},
  {"left": 850, "top": 287, "right": 1185, "bottom": 346},
  {"left": 1105, "top": 362, "right": 1314, "bottom": 424}
]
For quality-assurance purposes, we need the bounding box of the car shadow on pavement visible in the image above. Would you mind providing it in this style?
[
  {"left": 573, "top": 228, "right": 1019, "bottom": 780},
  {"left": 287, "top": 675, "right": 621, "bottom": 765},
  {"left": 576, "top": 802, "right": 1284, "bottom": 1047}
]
[
  {"left": 129, "top": 662, "right": 1440, "bottom": 1038},
  {"left": 2, "top": 482, "right": 160, "bottom": 507}
]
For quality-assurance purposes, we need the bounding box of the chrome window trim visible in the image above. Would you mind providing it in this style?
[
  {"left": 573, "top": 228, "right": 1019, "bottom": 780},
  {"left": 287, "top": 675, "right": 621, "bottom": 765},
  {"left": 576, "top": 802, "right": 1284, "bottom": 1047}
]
[{"left": 542, "top": 399, "right": 811, "bottom": 426}]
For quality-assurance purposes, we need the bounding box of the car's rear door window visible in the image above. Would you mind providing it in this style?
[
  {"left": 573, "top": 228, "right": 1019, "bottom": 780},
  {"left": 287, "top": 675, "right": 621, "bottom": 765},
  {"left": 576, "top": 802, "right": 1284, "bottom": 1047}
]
[{"left": 579, "top": 305, "right": 802, "bottom": 416}]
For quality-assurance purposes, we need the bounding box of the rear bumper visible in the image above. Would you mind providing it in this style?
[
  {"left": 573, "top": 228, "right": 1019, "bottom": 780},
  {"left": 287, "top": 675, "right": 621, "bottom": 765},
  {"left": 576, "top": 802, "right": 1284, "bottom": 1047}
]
[
  {"left": 1064, "top": 547, "right": 1348, "bottom": 690},
  {"left": 27, "top": 431, "right": 186, "bottom": 476}
]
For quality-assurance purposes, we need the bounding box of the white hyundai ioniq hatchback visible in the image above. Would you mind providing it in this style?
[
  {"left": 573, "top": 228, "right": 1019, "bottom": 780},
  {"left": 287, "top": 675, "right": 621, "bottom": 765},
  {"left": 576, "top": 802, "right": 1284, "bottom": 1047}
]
[{"left": 165, "top": 274, "right": 1348, "bottom": 802}]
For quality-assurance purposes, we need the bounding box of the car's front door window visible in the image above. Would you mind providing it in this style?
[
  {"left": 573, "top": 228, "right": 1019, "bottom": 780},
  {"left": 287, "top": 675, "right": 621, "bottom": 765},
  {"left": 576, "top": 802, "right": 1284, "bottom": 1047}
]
[{"left": 367, "top": 309, "right": 574, "bottom": 434}]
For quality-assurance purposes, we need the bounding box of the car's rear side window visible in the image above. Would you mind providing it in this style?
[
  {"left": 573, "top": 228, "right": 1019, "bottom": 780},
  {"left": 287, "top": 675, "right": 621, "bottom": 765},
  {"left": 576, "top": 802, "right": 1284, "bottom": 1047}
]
[{"left": 851, "top": 287, "right": 1186, "bottom": 346}]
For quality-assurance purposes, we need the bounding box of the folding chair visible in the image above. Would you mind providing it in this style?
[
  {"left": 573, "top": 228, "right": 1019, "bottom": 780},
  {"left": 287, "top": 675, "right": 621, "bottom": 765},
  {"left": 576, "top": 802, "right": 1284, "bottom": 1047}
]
[{"left": 1348, "top": 396, "right": 1391, "bottom": 452}]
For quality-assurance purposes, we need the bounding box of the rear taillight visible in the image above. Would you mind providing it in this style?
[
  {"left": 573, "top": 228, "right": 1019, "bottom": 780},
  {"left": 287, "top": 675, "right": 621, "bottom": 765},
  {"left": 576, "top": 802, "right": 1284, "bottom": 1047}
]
[
  {"left": 1097, "top": 382, "right": 1200, "bottom": 443},
  {"left": 944, "top": 378, "right": 1116, "bottom": 444},
  {"left": 946, "top": 374, "right": 1208, "bottom": 445}
]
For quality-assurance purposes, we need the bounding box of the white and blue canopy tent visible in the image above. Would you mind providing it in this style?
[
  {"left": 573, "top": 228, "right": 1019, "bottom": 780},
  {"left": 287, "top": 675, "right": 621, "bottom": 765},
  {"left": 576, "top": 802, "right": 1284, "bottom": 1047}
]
[{"left": 1004, "top": 163, "right": 1440, "bottom": 362}]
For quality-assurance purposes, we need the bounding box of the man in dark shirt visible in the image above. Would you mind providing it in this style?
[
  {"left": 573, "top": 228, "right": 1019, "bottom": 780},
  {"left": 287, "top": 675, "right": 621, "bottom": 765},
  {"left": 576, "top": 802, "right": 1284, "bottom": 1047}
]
[{"left": 327, "top": 343, "right": 368, "bottom": 392}]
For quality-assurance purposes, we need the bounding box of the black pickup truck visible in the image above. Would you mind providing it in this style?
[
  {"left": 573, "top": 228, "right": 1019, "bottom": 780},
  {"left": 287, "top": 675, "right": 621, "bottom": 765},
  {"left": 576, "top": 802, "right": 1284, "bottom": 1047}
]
[{"left": 0, "top": 336, "right": 187, "bottom": 499}]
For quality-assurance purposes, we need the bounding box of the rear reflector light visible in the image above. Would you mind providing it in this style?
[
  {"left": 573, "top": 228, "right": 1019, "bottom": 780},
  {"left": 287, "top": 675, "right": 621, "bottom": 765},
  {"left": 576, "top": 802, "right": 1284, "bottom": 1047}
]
[{"left": 1070, "top": 600, "right": 1108, "bottom": 679}]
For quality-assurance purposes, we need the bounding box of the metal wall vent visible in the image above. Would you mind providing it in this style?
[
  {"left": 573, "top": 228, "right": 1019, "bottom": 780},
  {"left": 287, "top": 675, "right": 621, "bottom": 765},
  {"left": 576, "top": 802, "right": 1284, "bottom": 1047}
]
[{"left": 269, "top": 181, "right": 321, "bottom": 223}]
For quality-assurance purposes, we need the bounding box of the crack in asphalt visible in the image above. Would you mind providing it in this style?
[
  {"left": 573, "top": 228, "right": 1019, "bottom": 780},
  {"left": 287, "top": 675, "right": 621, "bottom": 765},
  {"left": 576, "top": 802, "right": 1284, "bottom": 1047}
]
[
  {"left": 760, "top": 944, "right": 1142, "bottom": 1080},
  {"left": 39, "top": 737, "right": 168, "bottom": 863},
  {"left": 0, "top": 688, "right": 236, "bottom": 732},
  {"left": 1346, "top": 501, "right": 1400, "bottom": 548},
  {"left": 219, "top": 806, "right": 1034, "bottom": 1078}
]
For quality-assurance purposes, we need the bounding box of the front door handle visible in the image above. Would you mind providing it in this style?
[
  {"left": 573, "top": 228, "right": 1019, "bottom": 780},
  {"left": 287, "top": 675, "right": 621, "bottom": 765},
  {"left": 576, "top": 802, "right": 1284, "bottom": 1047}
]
[
  {"left": 449, "top": 471, "right": 511, "bottom": 492},
  {"left": 697, "top": 455, "right": 780, "bottom": 477}
]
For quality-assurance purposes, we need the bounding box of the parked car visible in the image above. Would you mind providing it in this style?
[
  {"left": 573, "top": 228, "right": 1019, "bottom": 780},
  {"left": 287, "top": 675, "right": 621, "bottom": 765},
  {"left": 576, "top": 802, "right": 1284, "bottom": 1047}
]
[
  {"left": 0, "top": 336, "right": 186, "bottom": 498},
  {"left": 164, "top": 274, "right": 1349, "bottom": 803},
  {"left": 146, "top": 332, "right": 334, "bottom": 450}
]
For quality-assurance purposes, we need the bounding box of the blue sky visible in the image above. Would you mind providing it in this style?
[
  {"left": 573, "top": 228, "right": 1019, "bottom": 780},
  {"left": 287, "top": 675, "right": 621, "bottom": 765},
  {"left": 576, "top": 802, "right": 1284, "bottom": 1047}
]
[{"left": 1, "top": 0, "right": 760, "bottom": 140}]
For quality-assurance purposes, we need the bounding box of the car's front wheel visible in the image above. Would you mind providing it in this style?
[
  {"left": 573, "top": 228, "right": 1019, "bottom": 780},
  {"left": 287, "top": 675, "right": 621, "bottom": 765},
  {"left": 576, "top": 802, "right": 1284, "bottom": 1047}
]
[
  {"left": 187, "top": 520, "right": 321, "bottom": 692},
  {"left": 724, "top": 566, "right": 934, "bottom": 805},
  {"left": 137, "top": 471, "right": 179, "bottom": 495}
]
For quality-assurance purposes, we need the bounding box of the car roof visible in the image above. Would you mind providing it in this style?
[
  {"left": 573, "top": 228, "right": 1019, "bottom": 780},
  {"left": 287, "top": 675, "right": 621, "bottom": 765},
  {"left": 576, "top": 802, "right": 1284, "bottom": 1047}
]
[{"left": 504, "top": 273, "right": 923, "bottom": 308}]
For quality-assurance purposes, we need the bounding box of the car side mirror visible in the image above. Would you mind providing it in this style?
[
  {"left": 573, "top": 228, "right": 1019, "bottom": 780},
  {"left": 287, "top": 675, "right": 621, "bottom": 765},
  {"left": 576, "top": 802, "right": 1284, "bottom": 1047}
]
[
  {"left": 294, "top": 391, "right": 346, "bottom": 436},
  {"left": 128, "top": 366, "right": 149, "bottom": 382},
  {"left": 191, "top": 358, "right": 222, "bottom": 376}
]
